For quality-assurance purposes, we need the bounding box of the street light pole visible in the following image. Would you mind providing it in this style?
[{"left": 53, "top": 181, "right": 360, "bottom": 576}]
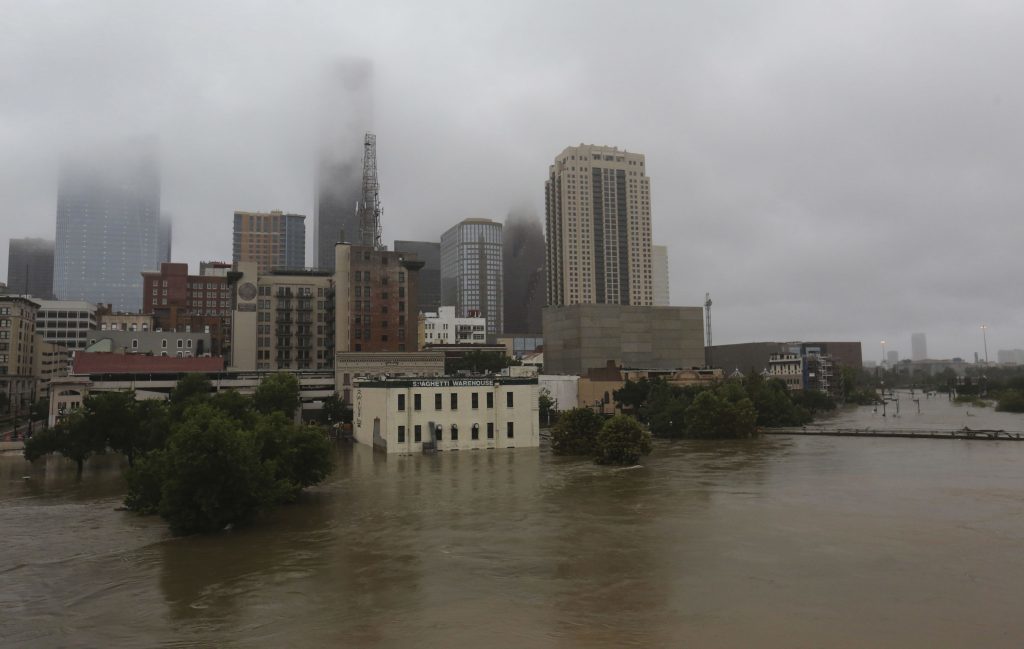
[{"left": 980, "top": 324, "right": 989, "bottom": 365}]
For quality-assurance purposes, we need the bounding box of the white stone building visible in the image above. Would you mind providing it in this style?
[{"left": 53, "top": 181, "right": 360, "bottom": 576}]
[
  {"left": 420, "top": 306, "right": 486, "bottom": 347},
  {"left": 353, "top": 376, "right": 539, "bottom": 454}
]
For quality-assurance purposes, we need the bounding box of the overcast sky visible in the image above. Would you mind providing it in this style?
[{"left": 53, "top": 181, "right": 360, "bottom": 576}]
[{"left": 2, "top": 0, "right": 1021, "bottom": 361}]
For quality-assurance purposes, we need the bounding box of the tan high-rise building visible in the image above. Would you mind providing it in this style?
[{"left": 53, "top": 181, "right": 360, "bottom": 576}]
[
  {"left": 545, "top": 144, "right": 653, "bottom": 307},
  {"left": 232, "top": 210, "right": 306, "bottom": 274}
]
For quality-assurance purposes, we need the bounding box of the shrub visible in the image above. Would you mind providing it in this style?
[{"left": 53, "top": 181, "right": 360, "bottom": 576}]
[{"left": 595, "top": 414, "right": 652, "bottom": 466}]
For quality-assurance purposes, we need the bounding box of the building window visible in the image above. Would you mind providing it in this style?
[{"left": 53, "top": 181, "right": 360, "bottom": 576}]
[
  {"left": 177, "top": 339, "right": 184, "bottom": 348},
  {"left": 471, "top": 424, "right": 479, "bottom": 440},
  {"left": 487, "top": 422, "right": 494, "bottom": 439},
  {"left": 414, "top": 393, "right": 421, "bottom": 411},
  {"left": 486, "top": 392, "right": 493, "bottom": 408},
  {"left": 471, "top": 392, "right": 478, "bottom": 409},
  {"left": 450, "top": 393, "right": 458, "bottom": 410},
  {"left": 398, "top": 426, "right": 406, "bottom": 443},
  {"left": 343, "top": 373, "right": 351, "bottom": 386},
  {"left": 451, "top": 425, "right": 458, "bottom": 441},
  {"left": 507, "top": 422, "right": 514, "bottom": 439},
  {"left": 506, "top": 392, "right": 514, "bottom": 408},
  {"left": 397, "top": 394, "right": 405, "bottom": 411},
  {"left": 414, "top": 425, "right": 422, "bottom": 442},
  {"left": 435, "top": 393, "right": 442, "bottom": 410},
  {"left": 161, "top": 339, "right": 167, "bottom": 349},
  {"left": 435, "top": 424, "right": 442, "bottom": 441}
]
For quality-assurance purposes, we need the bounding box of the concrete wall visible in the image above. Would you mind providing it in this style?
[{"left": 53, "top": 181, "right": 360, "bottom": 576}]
[
  {"left": 542, "top": 304, "right": 704, "bottom": 375},
  {"left": 538, "top": 374, "right": 579, "bottom": 411}
]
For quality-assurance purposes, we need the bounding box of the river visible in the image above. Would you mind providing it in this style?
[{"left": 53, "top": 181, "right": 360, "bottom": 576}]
[{"left": 2, "top": 395, "right": 1023, "bottom": 648}]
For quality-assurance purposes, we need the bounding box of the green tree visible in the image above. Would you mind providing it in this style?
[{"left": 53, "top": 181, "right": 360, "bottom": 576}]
[
  {"left": 995, "top": 389, "right": 1024, "bottom": 413},
  {"left": 254, "top": 413, "right": 334, "bottom": 502},
  {"left": 613, "top": 378, "right": 651, "bottom": 414},
  {"left": 209, "top": 389, "right": 255, "bottom": 424},
  {"left": 254, "top": 372, "right": 301, "bottom": 417},
  {"left": 790, "top": 390, "right": 837, "bottom": 415},
  {"left": 742, "top": 375, "right": 810, "bottom": 427},
  {"left": 30, "top": 398, "right": 49, "bottom": 425},
  {"left": 684, "top": 390, "right": 758, "bottom": 439},
  {"left": 169, "top": 373, "right": 213, "bottom": 416},
  {"left": 320, "top": 393, "right": 351, "bottom": 425},
  {"left": 83, "top": 391, "right": 143, "bottom": 465},
  {"left": 155, "top": 405, "right": 276, "bottom": 535},
  {"left": 550, "top": 407, "right": 604, "bottom": 456},
  {"left": 595, "top": 414, "right": 652, "bottom": 465},
  {"left": 539, "top": 388, "right": 556, "bottom": 425},
  {"left": 23, "top": 411, "right": 106, "bottom": 476}
]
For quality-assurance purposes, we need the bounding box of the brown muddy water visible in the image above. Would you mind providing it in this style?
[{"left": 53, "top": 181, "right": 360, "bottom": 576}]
[{"left": 2, "top": 395, "right": 1023, "bottom": 648}]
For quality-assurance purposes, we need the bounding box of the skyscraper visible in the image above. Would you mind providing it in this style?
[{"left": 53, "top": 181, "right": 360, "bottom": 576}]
[
  {"left": 54, "top": 141, "right": 161, "bottom": 312},
  {"left": 911, "top": 333, "right": 927, "bottom": 361},
  {"left": 394, "top": 240, "right": 440, "bottom": 313},
  {"left": 7, "top": 238, "right": 55, "bottom": 299},
  {"left": 441, "top": 218, "right": 503, "bottom": 336},
  {"left": 651, "top": 244, "right": 670, "bottom": 306},
  {"left": 159, "top": 214, "right": 173, "bottom": 264},
  {"left": 545, "top": 144, "right": 654, "bottom": 307},
  {"left": 502, "top": 211, "right": 545, "bottom": 334},
  {"left": 232, "top": 210, "right": 306, "bottom": 273},
  {"left": 313, "top": 60, "right": 373, "bottom": 270}
]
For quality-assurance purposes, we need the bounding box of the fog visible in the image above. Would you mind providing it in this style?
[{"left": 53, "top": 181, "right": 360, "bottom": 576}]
[{"left": 2, "top": 0, "right": 1021, "bottom": 359}]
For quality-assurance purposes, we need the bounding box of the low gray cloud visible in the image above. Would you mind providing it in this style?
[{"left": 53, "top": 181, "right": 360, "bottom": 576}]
[{"left": 1, "top": 0, "right": 1020, "bottom": 359}]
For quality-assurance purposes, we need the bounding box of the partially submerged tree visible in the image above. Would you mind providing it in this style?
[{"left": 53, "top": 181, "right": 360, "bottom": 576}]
[
  {"left": 550, "top": 408, "right": 605, "bottom": 456},
  {"left": 595, "top": 415, "right": 652, "bottom": 466},
  {"left": 23, "top": 411, "right": 105, "bottom": 476}
]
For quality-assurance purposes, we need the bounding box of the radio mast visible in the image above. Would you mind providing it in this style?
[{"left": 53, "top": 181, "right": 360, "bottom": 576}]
[{"left": 356, "top": 132, "right": 383, "bottom": 249}]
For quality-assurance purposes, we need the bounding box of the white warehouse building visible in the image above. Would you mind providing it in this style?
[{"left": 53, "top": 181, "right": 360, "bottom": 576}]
[{"left": 353, "top": 376, "right": 539, "bottom": 454}]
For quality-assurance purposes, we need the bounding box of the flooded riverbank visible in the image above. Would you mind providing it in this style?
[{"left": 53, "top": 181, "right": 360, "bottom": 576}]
[{"left": 3, "top": 404, "right": 1024, "bottom": 647}]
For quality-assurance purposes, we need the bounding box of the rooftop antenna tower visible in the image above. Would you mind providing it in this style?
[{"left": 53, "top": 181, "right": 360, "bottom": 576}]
[
  {"left": 704, "top": 292, "right": 713, "bottom": 368},
  {"left": 356, "top": 132, "right": 383, "bottom": 249}
]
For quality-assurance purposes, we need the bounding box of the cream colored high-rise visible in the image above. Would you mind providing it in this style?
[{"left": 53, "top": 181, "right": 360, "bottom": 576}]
[{"left": 545, "top": 144, "right": 653, "bottom": 306}]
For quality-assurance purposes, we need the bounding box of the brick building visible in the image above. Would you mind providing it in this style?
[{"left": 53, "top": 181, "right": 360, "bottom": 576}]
[{"left": 141, "top": 262, "right": 232, "bottom": 357}]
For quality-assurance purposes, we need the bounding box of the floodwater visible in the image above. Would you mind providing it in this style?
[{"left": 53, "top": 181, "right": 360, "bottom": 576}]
[{"left": 3, "top": 395, "right": 1024, "bottom": 648}]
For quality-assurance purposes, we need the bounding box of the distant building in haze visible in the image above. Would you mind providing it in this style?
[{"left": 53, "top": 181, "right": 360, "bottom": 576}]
[
  {"left": 232, "top": 210, "right": 306, "bottom": 273},
  {"left": 7, "top": 238, "right": 55, "bottom": 300},
  {"left": 651, "top": 244, "right": 669, "bottom": 306},
  {"left": 502, "top": 212, "right": 545, "bottom": 334},
  {"left": 545, "top": 144, "right": 654, "bottom": 307},
  {"left": 313, "top": 60, "right": 372, "bottom": 271},
  {"left": 441, "top": 219, "right": 503, "bottom": 337},
  {"left": 159, "top": 214, "right": 172, "bottom": 264},
  {"left": 886, "top": 350, "right": 899, "bottom": 366},
  {"left": 394, "top": 240, "right": 440, "bottom": 313},
  {"left": 54, "top": 141, "right": 161, "bottom": 312},
  {"left": 911, "top": 333, "right": 927, "bottom": 361},
  {"left": 997, "top": 349, "right": 1024, "bottom": 365}
]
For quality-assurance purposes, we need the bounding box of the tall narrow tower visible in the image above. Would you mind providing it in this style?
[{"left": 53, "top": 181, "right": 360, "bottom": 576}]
[
  {"left": 356, "top": 132, "right": 383, "bottom": 249},
  {"left": 544, "top": 144, "right": 653, "bottom": 306}
]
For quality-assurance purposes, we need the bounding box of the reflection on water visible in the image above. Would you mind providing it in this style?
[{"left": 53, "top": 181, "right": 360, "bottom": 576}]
[{"left": 3, "top": 408, "right": 1024, "bottom": 648}]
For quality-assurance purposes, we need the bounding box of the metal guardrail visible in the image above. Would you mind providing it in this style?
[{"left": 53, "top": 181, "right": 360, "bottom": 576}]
[{"left": 764, "top": 427, "right": 1024, "bottom": 441}]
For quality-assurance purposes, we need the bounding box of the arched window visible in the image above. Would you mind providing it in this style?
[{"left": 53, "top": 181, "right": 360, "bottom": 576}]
[
  {"left": 471, "top": 423, "right": 480, "bottom": 440},
  {"left": 435, "top": 424, "right": 443, "bottom": 441},
  {"left": 451, "top": 424, "right": 459, "bottom": 441}
]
